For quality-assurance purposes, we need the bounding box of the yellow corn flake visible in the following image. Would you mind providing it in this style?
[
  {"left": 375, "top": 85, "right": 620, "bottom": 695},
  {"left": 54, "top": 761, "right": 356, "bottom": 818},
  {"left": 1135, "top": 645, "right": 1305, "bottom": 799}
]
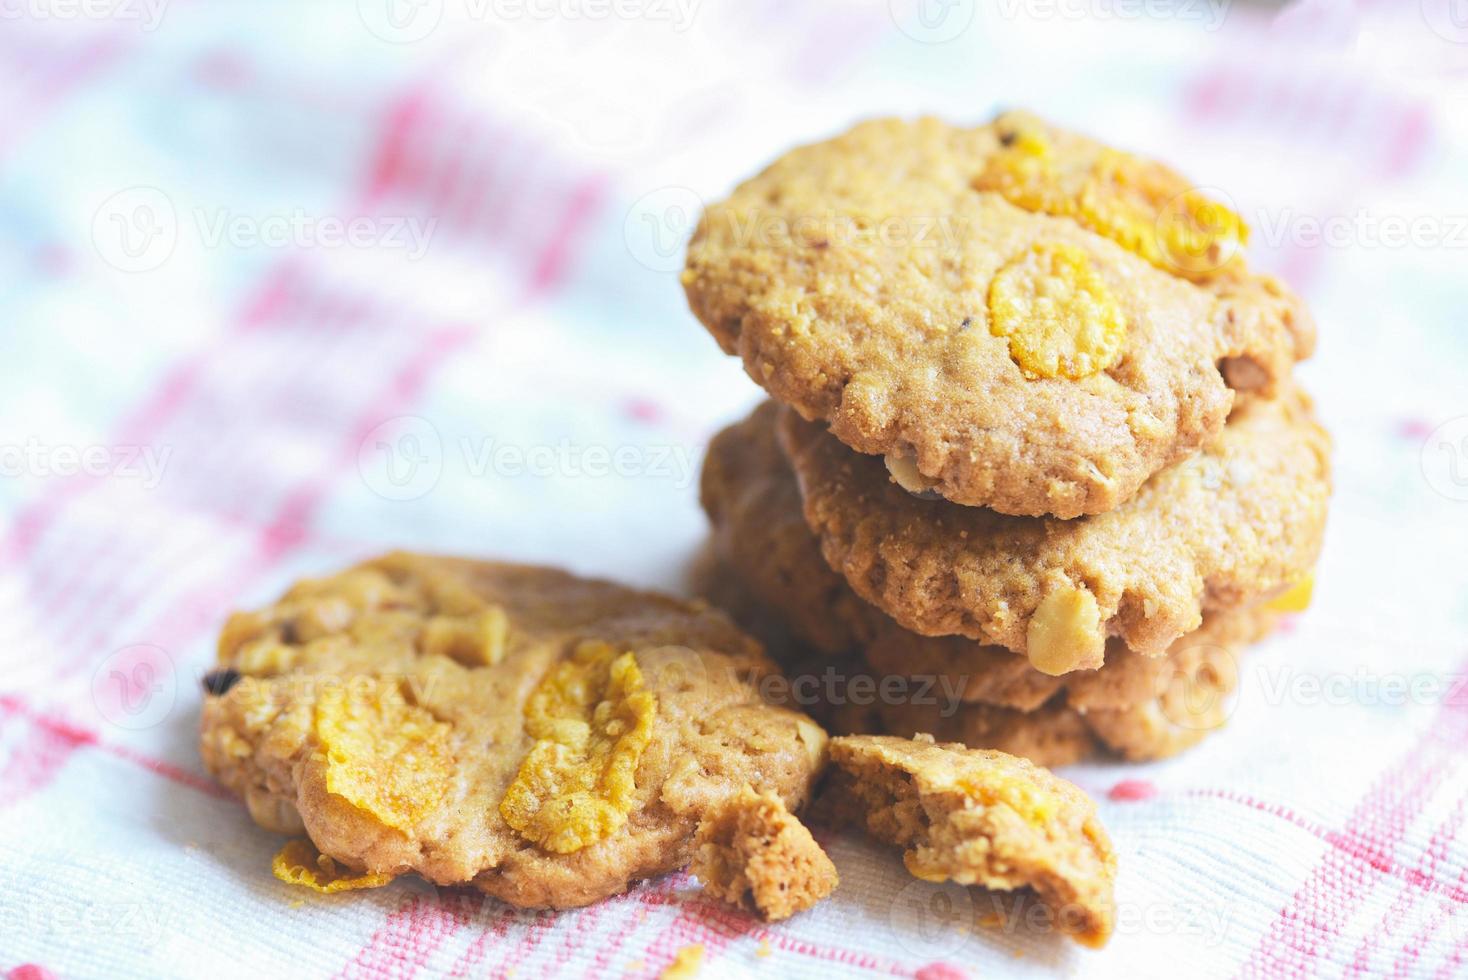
[
  {"left": 976, "top": 120, "right": 1248, "bottom": 281},
  {"left": 956, "top": 772, "right": 1060, "bottom": 827},
  {"left": 313, "top": 679, "right": 453, "bottom": 832},
  {"left": 660, "top": 945, "right": 705, "bottom": 980},
  {"left": 272, "top": 839, "right": 393, "bottom": 893},
  {"left": 988, "top": 243, "right": 1126, "bottom": 381},
  {"left": 500, "top": 643, "right": 658, "bottom": 854},
  {"left": 420, "top": 607, "right": 509, "bottom": 667},
  {"left": 1265, "top": 575, "right": 1314, "bottom": 613}
]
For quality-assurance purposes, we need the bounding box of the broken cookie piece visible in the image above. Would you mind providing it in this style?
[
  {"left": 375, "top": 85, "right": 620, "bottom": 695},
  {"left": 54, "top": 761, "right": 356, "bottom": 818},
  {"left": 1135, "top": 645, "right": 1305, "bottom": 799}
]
[
  {"left": 692, "top": 787, "right": 838, "bottom": 921},
  {"left": 826, "top": 734, "right": 1117, "bottom": 948}
]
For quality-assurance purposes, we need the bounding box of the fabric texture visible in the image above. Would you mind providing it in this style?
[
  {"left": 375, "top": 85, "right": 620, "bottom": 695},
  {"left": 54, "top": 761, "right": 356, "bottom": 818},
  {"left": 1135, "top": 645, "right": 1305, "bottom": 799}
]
[{"left": 1, "top": 2, "right": 1466, "bottom": 978}]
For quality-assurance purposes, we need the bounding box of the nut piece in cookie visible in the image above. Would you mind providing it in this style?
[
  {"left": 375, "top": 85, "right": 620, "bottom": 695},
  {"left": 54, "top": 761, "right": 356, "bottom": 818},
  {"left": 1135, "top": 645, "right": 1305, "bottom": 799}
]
[
  {"left": 683, "top": 113, "right": 1314, "bottom": 517},
  {"left": 827, "top": 734, "right": 1116, "bottom": 948},
  {"left": 691, "top": 787, "right": 838, "bottom": 921},
  {"left": 200, "top": 552, "right": 828, "bottom": 909},
  {"left": 778, "top": 388, "right": 1330, "bottom": 663}
]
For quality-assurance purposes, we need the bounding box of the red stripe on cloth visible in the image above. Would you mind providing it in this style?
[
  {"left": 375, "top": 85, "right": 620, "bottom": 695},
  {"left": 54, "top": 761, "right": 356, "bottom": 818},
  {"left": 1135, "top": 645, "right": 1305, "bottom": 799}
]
[
  {"left": 0, "top": 689, "right": 230, "bottom": 803},
  {"left": 527, "top": 176, "right": 606, "bottom": 294},
  {"left": 0, "top": 260, "right": 298, "bottom": 568},
  {"left": 0, "top": 694, "right": 231, "bottom": 804},
  {"left": 1381, "top": 105, "right": 1430, "bottom": 179},
  {"left": 639, "top": 900, "right": 747, "bottom": 978},
  {"left": 1345, "top": 795, "right": 1468, "bottom": 977},
  {"left": 1240, "top": 694, "right": 1468, "bottom": 978},
  {"left": 6, "top": 965, "right": 58, "bottom": 980},
  {"left": 493, "top": 909, "right": 556, "bottom": 977},
  {"left": 0, "top": 701, "right": 94, "bottom": 807},
  {"left": 363, "top": 89, "right": 430, "bottom": 206},
  {"left": 443, "top": 905, "right": 517, "bottom": 979},
  {"left": 0, "top": 30, "right": 132, "bottom": 163},
  {"left": 1398, "top": 837, "right": 1468, "bottom": 976},
  {"left": 335, "top": 893, "right": 478, "bottom": 980}
]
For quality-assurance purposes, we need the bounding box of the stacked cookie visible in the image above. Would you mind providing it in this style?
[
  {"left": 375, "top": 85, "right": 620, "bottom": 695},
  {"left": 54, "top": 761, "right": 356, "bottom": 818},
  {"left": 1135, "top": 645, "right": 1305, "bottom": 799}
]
[{"left": 685, "top": 111, "right": 1332, "bottom": 765}]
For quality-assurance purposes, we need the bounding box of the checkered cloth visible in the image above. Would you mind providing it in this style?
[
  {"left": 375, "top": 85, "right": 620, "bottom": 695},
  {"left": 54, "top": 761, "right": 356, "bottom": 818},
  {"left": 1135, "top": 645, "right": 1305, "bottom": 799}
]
[{"left": 3, "top": 1, "right": 1467, "bottom": 977}]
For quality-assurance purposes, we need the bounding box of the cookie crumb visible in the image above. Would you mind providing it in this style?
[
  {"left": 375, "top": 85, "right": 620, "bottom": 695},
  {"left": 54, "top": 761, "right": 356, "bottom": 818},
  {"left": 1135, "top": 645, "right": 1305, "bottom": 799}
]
[
  {"left": 755, "top": 939, "right": 772, "bottom": 958},
  {"left": 692, "top": 788, "right": 837, "bottom": 921},
  {"left": 661, "top": 944, "right": 704, "bottom": 979}
]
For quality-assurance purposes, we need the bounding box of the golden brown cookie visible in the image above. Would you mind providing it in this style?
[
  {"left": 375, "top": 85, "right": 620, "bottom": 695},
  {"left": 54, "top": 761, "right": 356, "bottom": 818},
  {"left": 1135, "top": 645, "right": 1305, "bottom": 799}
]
[
  {"left": 779, "top": 388, "right": 1329, "bottom": 672},
  {"left": 826, "top": 735, "right": 1117, "bottom": 947},
  {"left": 698, "top": 401, "right": 886, "bottom": 658},
  {"left": 683, "top": 113, "right": 1313, "bottom": 518},
  {"left": 691, "top": 787, "right": 839, "bottom": 920},
  {"left": 199, "top": 552, "right": 828, "bottom": 909},
  {"left": 873, "top": 636, "right": 1246, "bottom": 763},
  {"left": 701, "top": 399, "right": 1291, "bottom": 682}
]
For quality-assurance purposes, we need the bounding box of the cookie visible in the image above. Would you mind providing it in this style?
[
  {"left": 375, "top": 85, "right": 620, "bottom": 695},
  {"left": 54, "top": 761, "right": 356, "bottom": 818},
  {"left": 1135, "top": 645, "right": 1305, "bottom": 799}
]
[
  {"left": 683, "top": 113, "right": 1313, "bottom": 517},
  {"left": 866, "top": 602, "right": 1278, "bottom": 711},
  {"left": 700, "top": 402, "right": 1287, "bottom": 698},
  {"left": 691, "top": 787, "right": 839, "bottom": 920},
  {"left": 826, "top": 734, "right": 1117, "bottom": 947},
  {"left": 699, "top": 400, "right": 886, "bottom": 658},
  {"left": 200, "top": 552, "right": 829, "bottom": 909},
  {"left": 779, "top": 387, "right": 1330, "bottom": 672},
  {"left": 873, "top": 636, "right": 1245, "bottom": 764}
]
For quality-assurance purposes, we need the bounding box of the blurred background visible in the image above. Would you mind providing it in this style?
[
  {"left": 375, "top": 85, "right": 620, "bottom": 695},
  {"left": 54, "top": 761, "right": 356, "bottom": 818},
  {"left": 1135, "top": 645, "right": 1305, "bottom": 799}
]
[{"left": 3, "top": 1, "right": 1468, "bottom": 976}]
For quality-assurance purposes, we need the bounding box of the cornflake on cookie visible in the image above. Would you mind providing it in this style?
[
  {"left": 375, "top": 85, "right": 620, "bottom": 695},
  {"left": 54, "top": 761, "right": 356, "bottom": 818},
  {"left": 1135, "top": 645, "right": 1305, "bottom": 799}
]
[
  {"left": 683, "top": 113, "right": 1314, "bottom": 517},
  {"left": 200, "top": 552, "right": 829, "bottom": 909}
]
